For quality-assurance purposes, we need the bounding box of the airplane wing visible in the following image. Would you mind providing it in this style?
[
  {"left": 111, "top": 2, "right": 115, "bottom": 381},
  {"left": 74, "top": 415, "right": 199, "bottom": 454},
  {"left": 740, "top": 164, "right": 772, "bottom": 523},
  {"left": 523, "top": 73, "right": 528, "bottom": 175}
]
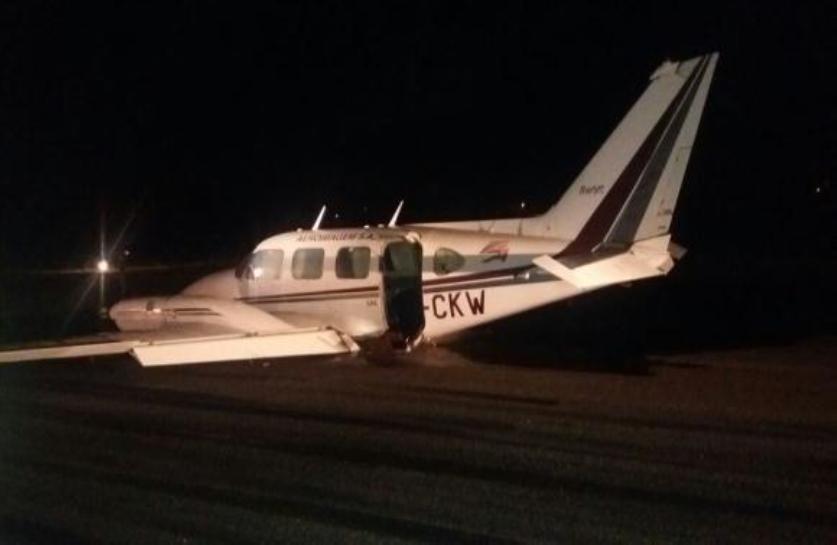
[
  {"left": 0, "top": 336, "right": 144, "bottom": 363},
  {"left": 0, "top": 297, "right": 360, "bottom": 367},
  {"left": 0, "top": 327, "right": 360, "bottom": 367}
]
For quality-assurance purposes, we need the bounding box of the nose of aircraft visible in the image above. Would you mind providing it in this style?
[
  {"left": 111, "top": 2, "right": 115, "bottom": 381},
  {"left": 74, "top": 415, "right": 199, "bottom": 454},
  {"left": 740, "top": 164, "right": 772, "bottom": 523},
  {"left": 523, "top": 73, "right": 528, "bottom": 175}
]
[{"left": 181, "top": 269, "right": 240, "bottom": 298}]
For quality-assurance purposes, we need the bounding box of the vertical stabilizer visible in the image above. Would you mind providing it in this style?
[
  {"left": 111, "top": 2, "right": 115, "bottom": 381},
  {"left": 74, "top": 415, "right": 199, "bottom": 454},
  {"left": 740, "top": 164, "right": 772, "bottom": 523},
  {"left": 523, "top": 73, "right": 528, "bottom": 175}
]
[{"left": 525, "top": 53, "right": 718, "bottom": 251}]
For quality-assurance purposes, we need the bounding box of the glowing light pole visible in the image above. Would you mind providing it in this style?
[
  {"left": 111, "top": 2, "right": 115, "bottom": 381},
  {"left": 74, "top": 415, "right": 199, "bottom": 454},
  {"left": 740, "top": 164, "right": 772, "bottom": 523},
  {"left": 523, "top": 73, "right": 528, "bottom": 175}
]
[{"left": 98, "top": 210, "right": 108, "bottom": 318}]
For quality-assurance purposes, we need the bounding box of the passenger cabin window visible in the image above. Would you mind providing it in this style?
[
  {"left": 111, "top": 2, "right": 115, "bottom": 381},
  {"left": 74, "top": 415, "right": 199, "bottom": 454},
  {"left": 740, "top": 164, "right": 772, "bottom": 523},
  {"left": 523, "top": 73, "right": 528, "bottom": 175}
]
[
  {"left": 235, "top": 249, "right": 284, "bottom": 280},
  {"left": 433, "top": 247, "right": 465, "bottom": 276},
  {"left": 336, "top": 247, "right": 371, "bottom": 279},
  {"left": 292, "top": 248, "right": 325, "bottom": 279}
]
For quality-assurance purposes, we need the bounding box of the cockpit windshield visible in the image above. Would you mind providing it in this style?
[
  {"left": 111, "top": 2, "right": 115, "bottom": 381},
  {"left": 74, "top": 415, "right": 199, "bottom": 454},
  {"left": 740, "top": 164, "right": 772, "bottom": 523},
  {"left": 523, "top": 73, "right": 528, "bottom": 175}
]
[{"left": 234, "top": 249, "right": 284, "bottom": 280}]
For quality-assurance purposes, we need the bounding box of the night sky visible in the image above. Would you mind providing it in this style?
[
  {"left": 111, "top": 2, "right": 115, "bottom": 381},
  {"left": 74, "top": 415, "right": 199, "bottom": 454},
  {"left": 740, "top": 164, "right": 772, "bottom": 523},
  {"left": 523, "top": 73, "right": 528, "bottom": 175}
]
[{"left": 0, "top": 2, "right": 833, "bottom": 268}]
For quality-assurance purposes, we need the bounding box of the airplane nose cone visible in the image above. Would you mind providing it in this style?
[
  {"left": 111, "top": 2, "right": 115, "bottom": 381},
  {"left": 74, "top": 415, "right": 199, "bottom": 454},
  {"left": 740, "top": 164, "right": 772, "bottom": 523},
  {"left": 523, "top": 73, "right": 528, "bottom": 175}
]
[{"left": 182, "top": 269, "right": 240, "bottom": 298}]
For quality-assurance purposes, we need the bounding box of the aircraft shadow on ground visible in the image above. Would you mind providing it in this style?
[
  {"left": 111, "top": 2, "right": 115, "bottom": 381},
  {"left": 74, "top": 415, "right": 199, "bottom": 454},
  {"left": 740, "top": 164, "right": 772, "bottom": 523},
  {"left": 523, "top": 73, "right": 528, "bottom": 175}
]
[
  {"left": 446, "top": 336, "right": 657, "bottom": 376},
  {"left": 440, "top": 273, "right": 837, "bottom": 375}
]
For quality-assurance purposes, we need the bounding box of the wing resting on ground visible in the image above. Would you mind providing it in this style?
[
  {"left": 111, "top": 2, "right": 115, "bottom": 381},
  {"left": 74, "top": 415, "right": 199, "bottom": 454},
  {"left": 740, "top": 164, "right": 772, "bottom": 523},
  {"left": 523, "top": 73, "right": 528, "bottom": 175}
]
[
  {"left": 0, "top": 296, "right": 361, "bottom": 366},
  {"left": 0, "top": 321, "right": 360, "bottom": 367}
]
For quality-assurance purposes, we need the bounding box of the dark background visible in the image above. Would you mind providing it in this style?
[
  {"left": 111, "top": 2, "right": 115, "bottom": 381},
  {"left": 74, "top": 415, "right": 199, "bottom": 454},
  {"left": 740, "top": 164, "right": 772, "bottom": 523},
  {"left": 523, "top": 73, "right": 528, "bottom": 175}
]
[{"left": 0, "top": 1, "right": 834, "bottom": 346}]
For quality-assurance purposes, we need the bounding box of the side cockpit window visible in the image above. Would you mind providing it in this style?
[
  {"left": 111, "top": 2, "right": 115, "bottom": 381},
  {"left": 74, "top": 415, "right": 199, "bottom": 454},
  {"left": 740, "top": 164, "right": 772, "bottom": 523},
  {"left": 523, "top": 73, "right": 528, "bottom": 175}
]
[
  {"left": 292, "top": 248, "right": 325, "bottom": 279},
  {"left": 235, "top": 249, "right": 284, "bottom": 280},
  {"left": 336, "top": 247, "right": 371, "bottom": 279},
  {"left": 433, "top": 247, "right": 465, "bottom": 276}
]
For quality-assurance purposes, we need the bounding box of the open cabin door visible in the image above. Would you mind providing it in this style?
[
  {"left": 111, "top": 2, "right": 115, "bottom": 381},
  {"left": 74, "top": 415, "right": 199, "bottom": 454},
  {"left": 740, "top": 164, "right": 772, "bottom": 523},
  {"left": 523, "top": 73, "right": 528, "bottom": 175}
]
[{"left": 381, "top": 241, "right": 425, "bottom": 347}]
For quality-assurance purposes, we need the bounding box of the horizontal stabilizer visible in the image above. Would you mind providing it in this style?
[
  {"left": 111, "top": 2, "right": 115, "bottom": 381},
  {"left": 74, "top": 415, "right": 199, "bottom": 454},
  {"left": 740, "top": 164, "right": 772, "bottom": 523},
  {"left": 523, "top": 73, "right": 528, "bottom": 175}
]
[
  {"left": 533, "top": 235, "right": 676, "bottom": 290},
  {"left": 532, "top": 255, "right": 599, "bottom": 290}
]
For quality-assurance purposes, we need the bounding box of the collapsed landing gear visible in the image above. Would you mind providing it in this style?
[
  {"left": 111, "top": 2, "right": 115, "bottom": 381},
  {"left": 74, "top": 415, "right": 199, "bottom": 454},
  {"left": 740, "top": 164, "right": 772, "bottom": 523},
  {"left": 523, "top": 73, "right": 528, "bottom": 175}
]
[
  {"left": 388, "top": 331, "right": 424, "bottom": 353},
  {"left": 358, "top": 331, "right": 425, "bottom": 365}
]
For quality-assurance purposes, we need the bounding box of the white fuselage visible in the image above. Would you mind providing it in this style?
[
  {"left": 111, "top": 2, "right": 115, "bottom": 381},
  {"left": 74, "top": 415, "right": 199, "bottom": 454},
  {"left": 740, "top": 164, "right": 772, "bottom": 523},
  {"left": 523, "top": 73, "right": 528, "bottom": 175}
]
[{"left": 175, "top": 226, "right": 578, "bottom": 342}]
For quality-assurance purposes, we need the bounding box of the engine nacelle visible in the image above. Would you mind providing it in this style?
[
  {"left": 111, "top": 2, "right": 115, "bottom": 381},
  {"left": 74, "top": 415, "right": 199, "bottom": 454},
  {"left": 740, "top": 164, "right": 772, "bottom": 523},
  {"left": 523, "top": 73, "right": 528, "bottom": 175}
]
[
  {"left": 109, "top": 298, "right": 168, "bottom": 331},
  {"left": 109, "top": 295, "right": 294, "bottom": 334}
]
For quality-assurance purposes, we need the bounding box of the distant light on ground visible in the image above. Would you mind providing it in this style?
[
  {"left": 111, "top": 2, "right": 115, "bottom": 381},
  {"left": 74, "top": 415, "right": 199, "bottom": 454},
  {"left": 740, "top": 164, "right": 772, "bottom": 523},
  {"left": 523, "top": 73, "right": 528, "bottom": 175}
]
[
  {"left": 520, "top": 201, "right": 527, "bottom": 209},
  {"left": 97, "top": 259, "right": 110, "bottom": 273}
]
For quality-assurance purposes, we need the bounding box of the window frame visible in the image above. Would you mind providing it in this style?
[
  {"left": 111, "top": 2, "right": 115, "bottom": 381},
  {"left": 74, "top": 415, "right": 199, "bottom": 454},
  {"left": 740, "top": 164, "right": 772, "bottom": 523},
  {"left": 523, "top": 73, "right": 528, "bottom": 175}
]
[
  {"left": 433, "top": 247, "right": 465, "bottom": 276},
  {"left": 235, "top": 249, "right": 284, "bottom": 280},
  {"left": 335, "top": 246, "right": 371, "bottom": 279},
  {"left": 291, "top": 247, "right": 325, "bottom": 280}
]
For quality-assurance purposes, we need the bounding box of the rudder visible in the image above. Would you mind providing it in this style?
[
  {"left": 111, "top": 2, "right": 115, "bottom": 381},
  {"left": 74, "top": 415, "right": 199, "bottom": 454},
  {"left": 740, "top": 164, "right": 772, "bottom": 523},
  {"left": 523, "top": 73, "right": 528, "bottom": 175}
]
[{"left": 527, "top": 53, "right": 718, "bottom": 253}]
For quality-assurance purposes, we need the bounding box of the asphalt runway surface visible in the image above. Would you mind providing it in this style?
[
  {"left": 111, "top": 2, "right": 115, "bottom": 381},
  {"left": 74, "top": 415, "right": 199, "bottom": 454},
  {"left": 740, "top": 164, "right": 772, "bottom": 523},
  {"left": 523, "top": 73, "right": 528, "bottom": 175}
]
[{"left": 1, "top": 339, "right": 835, "bottom": 544}]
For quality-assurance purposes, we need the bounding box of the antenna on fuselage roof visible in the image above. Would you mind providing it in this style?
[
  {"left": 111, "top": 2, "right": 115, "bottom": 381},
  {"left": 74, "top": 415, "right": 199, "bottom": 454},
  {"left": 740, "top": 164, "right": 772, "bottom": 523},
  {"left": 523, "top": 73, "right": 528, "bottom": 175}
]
[
  {"left": 311, "top": 205, "right": 327, "bottom": 231},
  {"left": 388, "top": 200, "right": 404, "bottom": 227}
]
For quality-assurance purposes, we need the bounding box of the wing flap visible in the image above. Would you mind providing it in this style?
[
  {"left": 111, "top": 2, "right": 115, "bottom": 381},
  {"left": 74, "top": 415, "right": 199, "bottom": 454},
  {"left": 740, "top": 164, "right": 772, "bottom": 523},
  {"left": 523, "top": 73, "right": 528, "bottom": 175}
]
[{"left": 130, "top": 327, "right": 359, "bottom": 366}]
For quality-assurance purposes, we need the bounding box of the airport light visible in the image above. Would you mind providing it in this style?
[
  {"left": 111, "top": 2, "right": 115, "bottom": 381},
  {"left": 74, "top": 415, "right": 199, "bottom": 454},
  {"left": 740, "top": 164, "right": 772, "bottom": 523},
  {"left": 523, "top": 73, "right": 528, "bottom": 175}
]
[{"left": 96, "top": 258, "right": 109, "bottom": 319}]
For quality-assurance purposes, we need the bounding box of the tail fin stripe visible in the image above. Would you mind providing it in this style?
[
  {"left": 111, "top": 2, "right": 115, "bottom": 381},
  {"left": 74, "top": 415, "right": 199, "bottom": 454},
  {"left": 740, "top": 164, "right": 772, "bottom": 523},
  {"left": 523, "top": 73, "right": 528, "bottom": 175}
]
[
  {"left": 605, "top": 56, "right": 710, "bottom": 245},
  {"left": 557, "top": 55, "right": 710, "bottom": 258}
]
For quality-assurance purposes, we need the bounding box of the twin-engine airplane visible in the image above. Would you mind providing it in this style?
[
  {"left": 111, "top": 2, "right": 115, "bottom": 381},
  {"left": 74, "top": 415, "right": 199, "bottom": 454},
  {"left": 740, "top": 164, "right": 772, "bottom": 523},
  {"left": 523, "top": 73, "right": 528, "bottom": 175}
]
[{"left": 0, "top": 53, "right": 718, "bottom": 366}]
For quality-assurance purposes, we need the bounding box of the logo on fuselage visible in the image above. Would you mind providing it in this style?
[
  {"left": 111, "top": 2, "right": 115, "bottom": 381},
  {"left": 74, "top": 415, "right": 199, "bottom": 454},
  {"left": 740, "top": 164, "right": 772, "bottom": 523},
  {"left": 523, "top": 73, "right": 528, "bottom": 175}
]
[
  {"left": 296, "top": 231, "right": 376, "bottom": 242},
  {"left": 480, "top": 240, "right": 510, "bottom": 263}
]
